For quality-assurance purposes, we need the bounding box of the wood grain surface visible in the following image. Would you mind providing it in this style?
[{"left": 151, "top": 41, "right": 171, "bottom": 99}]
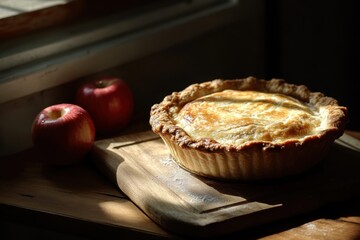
[{"left": 91, "top": 130, "right": 360, "bottom": 237}]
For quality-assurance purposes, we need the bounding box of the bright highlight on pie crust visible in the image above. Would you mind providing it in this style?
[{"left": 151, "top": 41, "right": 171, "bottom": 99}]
[{"left": 174, "top": 90, "right": 324, "bottom": 145}]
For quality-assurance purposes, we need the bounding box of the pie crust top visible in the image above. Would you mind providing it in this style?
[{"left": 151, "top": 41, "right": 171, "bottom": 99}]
[
  {"left": 150, "top": 77, "right": 348, "bottom": 152},
  {"left": 174, "top": 90, "right": 324, "bottom": 145}
]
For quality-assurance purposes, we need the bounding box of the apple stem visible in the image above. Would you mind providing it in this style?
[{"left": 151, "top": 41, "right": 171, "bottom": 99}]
[
  {"left": 49, "top": 109, "right": 67, "bottom": 120},
  {"left": 96, "top": 80, "right": 106, "bottom": 88}
]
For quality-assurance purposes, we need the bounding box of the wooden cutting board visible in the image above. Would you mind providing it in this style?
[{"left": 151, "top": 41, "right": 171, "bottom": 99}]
[{"left": 90, "top": 130, "right": 360, "bottom": 237}]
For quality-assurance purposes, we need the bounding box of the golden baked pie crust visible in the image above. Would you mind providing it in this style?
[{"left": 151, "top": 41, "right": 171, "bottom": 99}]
[
  {"left": 174, "top": 90, "right": 323, "bottom": 145},
  {"left": 150, "top": 77, "right": 348, "bottom": 180}
]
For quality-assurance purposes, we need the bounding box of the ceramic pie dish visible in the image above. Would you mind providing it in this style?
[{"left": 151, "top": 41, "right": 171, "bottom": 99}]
[{"left": 149, "top": 77, "right": 348, "bottom": 180}]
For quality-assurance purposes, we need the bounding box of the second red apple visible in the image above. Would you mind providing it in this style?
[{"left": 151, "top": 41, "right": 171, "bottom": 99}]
[{"left": 75, "top": 77, "right": 134, "bottom": 134}]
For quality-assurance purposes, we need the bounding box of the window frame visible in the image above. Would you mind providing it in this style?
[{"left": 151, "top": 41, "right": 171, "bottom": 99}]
[{"left": 0, "top": 0, "right": 240, "bottom": 104}]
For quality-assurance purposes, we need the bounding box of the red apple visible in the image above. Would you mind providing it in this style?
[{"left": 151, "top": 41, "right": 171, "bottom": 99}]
[
  {"left": 75, "top": 77, "right": 134, "bottom": 134},
  {"left": 32, "top": 103, "right": 95, "bottom": 166}
]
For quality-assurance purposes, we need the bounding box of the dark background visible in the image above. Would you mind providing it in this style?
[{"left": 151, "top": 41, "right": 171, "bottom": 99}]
[{"left": 265, "top": 0, "right": 359, "bottom": 130}]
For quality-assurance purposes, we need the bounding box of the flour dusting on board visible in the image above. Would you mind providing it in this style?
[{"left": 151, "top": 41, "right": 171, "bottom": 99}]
[{"left": 157, "top": 156, "right": 219, "bottom": 205}]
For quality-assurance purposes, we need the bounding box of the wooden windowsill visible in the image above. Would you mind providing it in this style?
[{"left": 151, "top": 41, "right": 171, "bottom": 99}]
[{"left": 0, "top": 0, "right": 85, "bottom": 39}]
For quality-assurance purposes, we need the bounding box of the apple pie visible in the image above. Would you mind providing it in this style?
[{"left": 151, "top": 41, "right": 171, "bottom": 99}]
[{"left": 149, "top": 77, "right": 348, "bottom": 180}]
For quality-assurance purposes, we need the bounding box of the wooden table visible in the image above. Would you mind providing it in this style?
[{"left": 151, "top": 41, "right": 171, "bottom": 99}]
[{"left": 0, "top": 125, "right": 359, "bottom": 239}]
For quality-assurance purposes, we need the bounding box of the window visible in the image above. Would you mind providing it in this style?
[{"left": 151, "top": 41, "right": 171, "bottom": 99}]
[{"left": 0, "top": 0, "right": 239, "bottom": 104}]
